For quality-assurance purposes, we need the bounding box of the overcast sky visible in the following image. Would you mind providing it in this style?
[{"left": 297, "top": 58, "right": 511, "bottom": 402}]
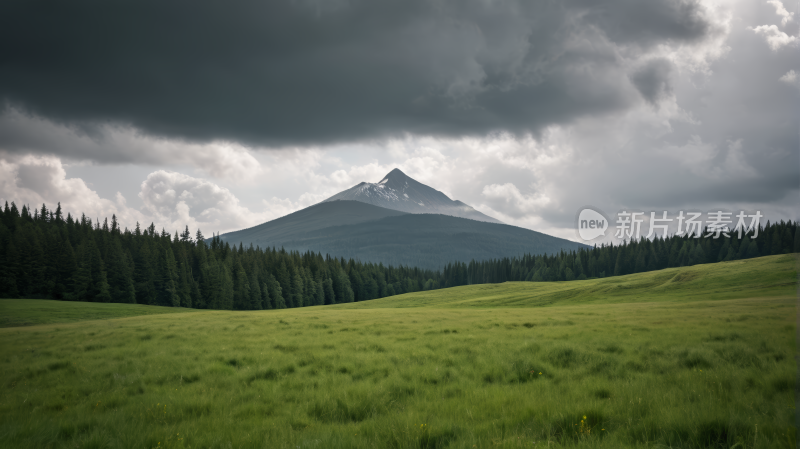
[{"left": 0, "top": 0, "right": 797, "bottom": 242}]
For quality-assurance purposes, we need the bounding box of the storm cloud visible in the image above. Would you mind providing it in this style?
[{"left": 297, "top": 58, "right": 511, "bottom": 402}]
[
  {"left": 1, "top": 0, "right": 722, "bottom": 146},
  {"left": 0, "top": 0, "right": 796, "bottom": 240}
]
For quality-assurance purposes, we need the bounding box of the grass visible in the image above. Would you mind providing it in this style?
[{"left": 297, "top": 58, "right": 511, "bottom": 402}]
[
  {"left": 340, "top": 254, "right": 798, "bottom": 309},
  {"left": 0, "top": 299, "right": 194, "bottom": 328},
  {"left": 0, "top": 255, "right": 796, "bottom": 448}
]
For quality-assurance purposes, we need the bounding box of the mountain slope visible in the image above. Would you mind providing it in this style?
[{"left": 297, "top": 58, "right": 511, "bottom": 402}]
[
  {"left": 221, "top": 201, "right": 587, "bottom": 270},
  {"left": 219, "top": 200, "right": 408, "bottom": 246},
  {"left": 323, "top": 168, "right": 502, "bottom": 224}
]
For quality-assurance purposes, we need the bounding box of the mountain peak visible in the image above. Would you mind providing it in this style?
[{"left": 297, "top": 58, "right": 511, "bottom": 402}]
[
  {"left": 384, "top": 168, "right": 407, "bottom": 179},
  {"left": 322, "top": 168, "right": 503, "bottom": 224}
]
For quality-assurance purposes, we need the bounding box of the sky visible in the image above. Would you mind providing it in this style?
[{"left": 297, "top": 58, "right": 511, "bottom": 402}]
[{"left": 0, "top": 0, "right": 797, "bottom": 243}]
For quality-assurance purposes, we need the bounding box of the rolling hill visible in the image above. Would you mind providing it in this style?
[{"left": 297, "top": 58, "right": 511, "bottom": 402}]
[{"left": 0, "top": 255, "right": 795, "bottom": 449}]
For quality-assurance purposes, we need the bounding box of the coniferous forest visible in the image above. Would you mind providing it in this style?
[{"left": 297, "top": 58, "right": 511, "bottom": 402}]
[{"left": 0, "top": 201, "right": 797, "bottom": 307}]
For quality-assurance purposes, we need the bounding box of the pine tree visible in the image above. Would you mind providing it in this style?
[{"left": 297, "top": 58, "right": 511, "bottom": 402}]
[
  {"left": 106, "top": 237, "right": 136, "bottom": 303},
  {"left": 795, "top": 224, "right": 800, "bottom": 253},
  {"left": 291, "top": 266, "right": 304, "bottom": 308},
  {"left": 180, "top": 225, "right": 192, "bottom": 243},
  {"left": 0, "top": 239, "right": 19, "bottom": 298},
  {"left": 219, "top": 264, "right": 234, "bottom": 310},
  {"left": 771, "top": 230, "right": 782, "bottom": 255},
  {"left": 156, "top": 246, "right": 180, "bottom": 307},
  {"left": 265, "top": 273, "right": 285, "bottom": 309},
  {"left": 71, "top": 243, "right": 93, "bottom": 301},
  {"left": 314, "top": 279, "right": 325, "bottom": 305},
  {"left": 260, "top": 281, "right": 272, "bottom": 309},
  {"left": 302, "top": 268, "right": 315, "bottom": 306},
  {"left": 232, "top": 260, "right": 250, "bottom": 310},
  {"left": 54, "top": 203, "right": 63, "bottom": 224},
  {"left": 690, "top": 243, "right": 706, "bottom": 266},
  {"left": 111, "top": 214, "right": 119, "bottom": 234},
  {"left": 134, "top": 240, "right": 157, "bottom": 305},
  {"left": 277, "top": 262, "right": 292, "bottom": 307},
  {"left": 249, "top": 272, "right": 262, "bottom": 310},
  {"left": 54, "top": 239, "right": 77, "bottom": 299},
  {"left": 745, "top": 240, "right": 759, "bottom": 258}
]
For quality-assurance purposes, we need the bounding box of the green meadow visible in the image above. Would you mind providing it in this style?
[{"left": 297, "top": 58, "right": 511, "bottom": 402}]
[{"left": 0, "top": 255, "right": 796, "bottom": 448}]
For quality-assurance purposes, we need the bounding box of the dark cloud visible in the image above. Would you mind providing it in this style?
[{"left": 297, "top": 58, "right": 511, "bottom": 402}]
[
  {"left": 0, "top": 0, "right": 719, "bottom": 146},
  {"left": 629, "top": 58, "right": 674, "bottom": 105}
]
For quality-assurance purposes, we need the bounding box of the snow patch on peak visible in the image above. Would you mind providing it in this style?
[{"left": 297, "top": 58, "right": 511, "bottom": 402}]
[
  {"left": 403, "top": 193, "right": 408, "bottom": 198},
  {"left": 379, "top": 178, "right": 388, "bottom": 184}
]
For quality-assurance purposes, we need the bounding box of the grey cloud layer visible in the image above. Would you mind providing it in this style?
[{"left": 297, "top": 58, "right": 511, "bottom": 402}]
[{"left": 0, "top": 0, "right": 718, "bottom": 146}]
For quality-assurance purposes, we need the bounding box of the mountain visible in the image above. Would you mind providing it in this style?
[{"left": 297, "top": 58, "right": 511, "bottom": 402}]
[
  {"left": 220, "top": 200, "right": 588, "bottom": 270},
  {"left": 219, "top": 200, "right": 406, "bottom": 245},
  {"left": 322, "top": 168, "right": 502, "bottom": 224}
]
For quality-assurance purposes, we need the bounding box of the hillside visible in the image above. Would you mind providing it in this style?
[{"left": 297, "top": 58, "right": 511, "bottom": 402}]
[
  {"left": 0, "top": 255, "right": 795, "bottom": 449},
  {"left": 221, "top": 201, "right": 588, "bottom": 269},
  {"left": 218, "top": 200, "right": 407, "bottom": 246},
  {"left": 340, "top": 254, "right": 798, "bottom": 308}
]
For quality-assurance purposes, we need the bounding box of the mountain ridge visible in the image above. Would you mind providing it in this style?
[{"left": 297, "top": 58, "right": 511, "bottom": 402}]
[{"left": 322, "top": 168, "right": 502, "bottom": 224}]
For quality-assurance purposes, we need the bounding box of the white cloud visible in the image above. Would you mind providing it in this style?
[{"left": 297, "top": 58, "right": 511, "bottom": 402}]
[
  {"left": 767, "top": 0, "right": 794, "bottom": 26},
  {"left": 0, "top": 154, "right": 280, "bottom": 235},
  {"left": 481, "top": 183, "right": 552, "bottom": 218},
  {"left": 749, "top": 24, "right": 798, "bottom": 50},
  {"left": 780, "top": 69, "right": 797, "bottom": 83},
  {"left": 0, "top": 154, "right": 146, "bottom": 227},
  {"left": 138, "top": 170, "right": 270, "bottom": 234}
]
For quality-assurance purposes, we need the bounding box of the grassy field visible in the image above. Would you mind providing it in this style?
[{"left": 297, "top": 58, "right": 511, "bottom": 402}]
[
  {"left": 0, "top": 299, "right": 194, "bottom": 328},
  {"left": 341, "top": 254, "right": 798, "bottom": 309},
  {"left": 0, "top": 255, "right": 796, "bottom": 448}
]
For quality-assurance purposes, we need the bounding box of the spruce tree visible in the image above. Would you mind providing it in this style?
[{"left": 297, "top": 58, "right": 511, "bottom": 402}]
[
  {"left": 54, "top": 239, "right": 77, "bottom": 299},
  {"left": 219, "top": 264, "right": 234, "bottom": 309},
  {"left": 106, "top": 238, "right": 135, "bottom": 303},
  {"left": 71, "top": 243, "right": 93, "bottom": 301},
  {"left": 249, "top": 272, "right": 262, "bottom": 310},
  {"left": 260, "top": 281, "right": 272, "bottom": 309},
  {"left": 795, "top": 224, "right": 800, "bottom": 253},
  {"left": 276, "top": 262, "right": 292, "bottom": 307},
  {"left": 233, "top": 260, "right": 250, "bottom": 310},
  {"left": 265, "top": 273, "right": 285, "bottom": 309},
  {"left": 156, "top": 246, "right": 180, "bottom": 307},
  {"left": 291, "top": 266, "right": 304, "bottom": 308},
  {"left": 134, "top": 240, "right": 157, "bottom": 305},
  {"left": 0, "top": 239, "right": 19, "bottom": 298}
]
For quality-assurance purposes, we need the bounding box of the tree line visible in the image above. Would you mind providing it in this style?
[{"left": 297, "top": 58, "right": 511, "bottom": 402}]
[
  {"left": 439, "top": 219, "right": 799, "bottom": 287},
  {"left": 0, "top": 201, "right": 797, "bottom": 306},
  {"left": 0, "top": 202, "right": 440, "bottom": 306}
]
